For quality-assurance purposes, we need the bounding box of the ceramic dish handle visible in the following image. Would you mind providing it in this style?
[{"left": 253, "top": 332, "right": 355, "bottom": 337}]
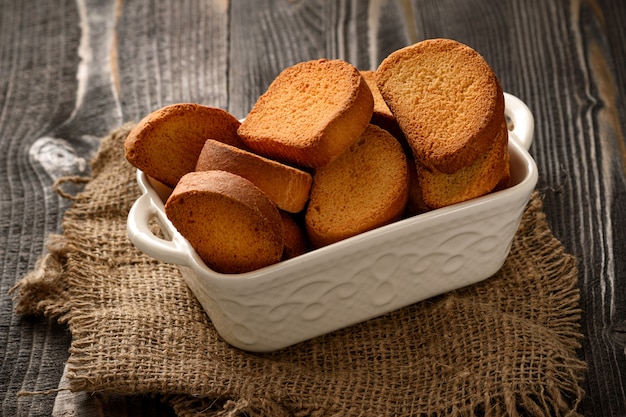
[
  {"left": 127, "top": 192, "right": 190, "bottom": 266},
  {"left": 504, "top": 92, "right": 534, "bottom": 151}
]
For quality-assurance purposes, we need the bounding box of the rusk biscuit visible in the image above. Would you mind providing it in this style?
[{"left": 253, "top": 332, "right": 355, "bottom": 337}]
[
  {"left": 280, "top": 211, "right": 309, "bottom": 260},
  {"left": 359, "top": 70, "right": 405, "bottom": 143},
  {"left": 195, "top": 139, "right": 312, "bottom": 213},
  {"left": 305, "top": 124, "right": 409, "bottom": 247},
  {"left": 417, "top": 120, "right": 509, "bottom": 209},
  {"left": 238, "top": 59, "right": 374, "bottom": 168},
  {"left": 164, "top": 170, "right": 284, "bottom": 274},
  {"left": 125, "top": 103, "right": 243, "bottom": 188},
  {"left": 376, "top": 38, "right": 505, "bottom": 174}
]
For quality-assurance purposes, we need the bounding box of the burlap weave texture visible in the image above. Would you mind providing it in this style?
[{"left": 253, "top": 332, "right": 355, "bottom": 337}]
[{"left": 13, "top": 124, "right": 586, "bottom": 416}]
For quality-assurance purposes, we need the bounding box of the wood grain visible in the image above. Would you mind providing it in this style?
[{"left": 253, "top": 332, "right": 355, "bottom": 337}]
[
  {"left": 1, "top": 1, "right": 80, "bottom": 415},
  {"left": 1, "top": 0, "right": 625, "bottom": 416}
]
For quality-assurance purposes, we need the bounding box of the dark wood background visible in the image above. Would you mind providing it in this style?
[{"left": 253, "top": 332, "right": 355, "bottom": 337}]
[{"left": 1, "top": 0, "right": 625, "bottom": 415}]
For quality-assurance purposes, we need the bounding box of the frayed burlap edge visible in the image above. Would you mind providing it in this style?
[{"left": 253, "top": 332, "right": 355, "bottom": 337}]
[{"left": 11, "top": 234, "right": 72, "bottom": 321}]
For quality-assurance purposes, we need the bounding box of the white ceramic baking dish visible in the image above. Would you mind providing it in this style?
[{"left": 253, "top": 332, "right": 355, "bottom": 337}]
[{"left": 127, "top": 93, "right": 537, "bottom": 352}]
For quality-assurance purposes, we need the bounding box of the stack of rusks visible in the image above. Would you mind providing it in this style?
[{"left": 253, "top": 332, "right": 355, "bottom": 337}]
[{"left": 125, "top": 39, "right": 509, "bottom": 274}]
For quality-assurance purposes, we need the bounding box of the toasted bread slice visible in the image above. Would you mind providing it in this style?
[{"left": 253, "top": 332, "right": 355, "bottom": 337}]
[
  {"left": 165, "top": 170, "right": 284, "bottom": 274},
  {"left": 405, "top": 154, "right": 432, "bottom": 216},
  {"left": 238, "top": 59, "right": 374, "bottom": 168},
  {"left": 305, "top": 124, "right": 409, "bottom": 247},
  {"left": 195, "top": 139, "right": 312, "bottom": 213},
  {"left": 376, "top": 38, "right": 505, "bottom": 174},
  {"left": 417, "top": 121, "right": 509, "bottom": 209},
  {"left": 280, "top": 211, "right": 309, "bottom": 260},
  {"left": 125, "top": 103, "right": 243, "bottom": 188},
  {"left": 360, "top": 70, "right": 406, "bottom": 144}
]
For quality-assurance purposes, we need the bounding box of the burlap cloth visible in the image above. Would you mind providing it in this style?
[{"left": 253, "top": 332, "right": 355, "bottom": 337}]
[{"left": 12, "top": 124, "right": 586, "bottom": 416}]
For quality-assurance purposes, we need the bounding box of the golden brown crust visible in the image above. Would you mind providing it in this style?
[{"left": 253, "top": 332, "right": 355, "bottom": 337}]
[
  {"left": 418, "top": 121, "right": 509, "bottom": 209},
  {"left": 360, "top": 70, "right": 406, "bottom": 144},
  {"left": 376, "top": 38, "right": 505, "bottom": 174},
  {"left": 280, "top": 211, "right": 309, "bottom": 260},
  {"left": 492, "top": 143, "right": 511, "bottom": 192},
  {"left": 404, "top": 154, "right": 432, "bottom": 216},
  {"left": 237, "top": 59, "right": 374, "bottom": 168},
  {"left": 195, "top": 139, "right": 312, "bottom": 213},
  {"left": 164, "top": 170, "right": 284, "bottom": 274},
  {"left": 124, "top": 103, "right": 243, "bottom": 188},
  {"left": 305, "top": 124, "right": 409, "bottom": 247}
]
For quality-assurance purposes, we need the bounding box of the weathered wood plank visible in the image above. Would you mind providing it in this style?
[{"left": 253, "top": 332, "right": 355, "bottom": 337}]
[
  {"left": 504, "top": 2, "right": 626, "bottom": 415},
  {"left": 1, "top": 0, "right": 82, "bottom": 415},
  {"left": 228, "top": 0, "right": 390, "bottom": 118},
  {"left": 115, "top": 0, "right": 230, "bottom": 121},
  {"left": 2, "top": 0, "right": 625, "bottom": 416}
]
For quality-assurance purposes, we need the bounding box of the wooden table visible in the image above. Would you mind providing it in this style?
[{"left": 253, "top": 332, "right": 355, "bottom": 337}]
[{"left": 2, "top": 0, "right": 625, "bottom": 415}]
